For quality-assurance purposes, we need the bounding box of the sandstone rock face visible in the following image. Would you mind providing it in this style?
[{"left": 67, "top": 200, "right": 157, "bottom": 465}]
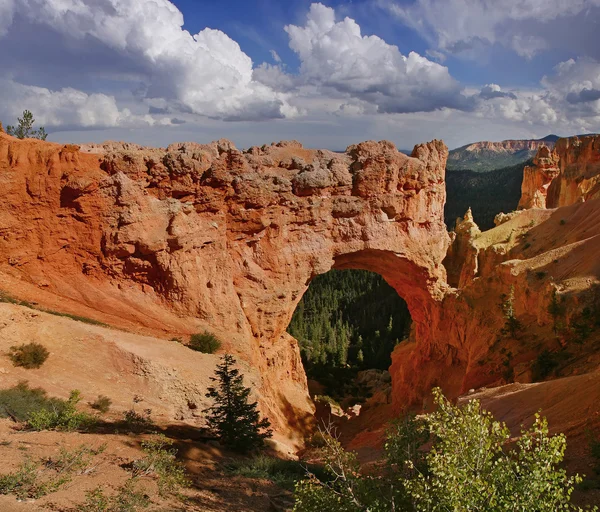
[
  {"left": 519, "top": 135, "right": 600, "bottom": 209},
  {"left": 443, "top": 208, "right": 481, "bottom": 288},
  {"left": 518, "top": 145, "right": 560, "bottom": 209},
  {"left": 0, "top": 133, "right": 451, "bottom": 437},
  {"left": 3, "top": 131, "right": 598, "bottom": 447}
]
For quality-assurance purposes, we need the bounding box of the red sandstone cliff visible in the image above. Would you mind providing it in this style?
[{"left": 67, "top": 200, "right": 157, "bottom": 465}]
[
  {"left": 519, "top": 135, "right": 600, "bottom": 209},
  {"left": 0, "top": 132, "right": 451, "bottom": 439}
]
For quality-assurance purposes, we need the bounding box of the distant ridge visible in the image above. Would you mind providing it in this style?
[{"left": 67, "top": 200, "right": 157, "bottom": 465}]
[{"left": 447, "top": 135, "right": 558, "bottom": 172}]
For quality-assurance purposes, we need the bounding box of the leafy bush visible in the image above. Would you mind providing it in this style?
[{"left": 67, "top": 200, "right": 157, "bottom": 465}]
[
  {"left": 0, "top": 459, "right": 46, "bottom": 499},
  {"left": 90, "top": 395, "right": 112, "bottom": 414},
  {"left": 313, "top": 395, "right": 341, "bottom": 409},
  {"left": 28, "top": 390, "right": 95, "bottom": 431},
  {"left": 205, "top": 354, "right": 272, "bottom": 452},
  {"left": 0, "top": 445, "right": 102, "bottom": 500},
  {"left": 8, "top": 342, "right": 49, "bottom": 369},
  {"left": 122, "top": 409, "right": 154, "bottom": 433},
  {"left": 80, "top": 479, "right": 150, "bottom": 512},
  {"left": 0, "top": 382, "right": 65, "bottom": 422},
  {"left": 132, "top": 434, "right": 189, "bottom": 496},
  {"left": 293, "top": 388, "right": 590, "bottom": 512},
  {"left": 188, "top": 331, "right": 222, "bottom": 354},
  {"left": 226, "top": 455, "right": 324, "bottom": 491}
]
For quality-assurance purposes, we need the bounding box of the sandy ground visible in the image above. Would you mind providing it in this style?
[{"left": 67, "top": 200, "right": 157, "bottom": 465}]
[{"left": 0, "top": 419, "right": 293, "bottom": 512}]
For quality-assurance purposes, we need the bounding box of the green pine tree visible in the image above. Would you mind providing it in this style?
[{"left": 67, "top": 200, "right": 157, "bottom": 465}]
[
  {"left": 6, "top": 110, "right": 48, "bottom": 140},
  {"left": 204, "top": 354, "right": 272, "bottom": 452}
]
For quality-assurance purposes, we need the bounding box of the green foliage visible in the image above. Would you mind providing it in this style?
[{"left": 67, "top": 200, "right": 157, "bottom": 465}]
[
  {"left": 204, "top": 354, "right": 272, "bottom": 452},
  {"left": 6, "top": 110, "right": 48, "bottom": 140},
  {"left": 532, "top": 350, "right": 560, "bottom": 381},
  {"left": 188, "top": 331, "right": 222, "bottom": 354},
  {"left": 313, "top": 395, "right": 341, "bottom": 408},
  {"left": 569, "top": 287, "right": 600, "bottom": 343},
  {"left": 81, "top": 479, "right": 150, "bottom": 512},
  {"left": 0, "top": 459, "right": 46, "bottom": 499},
  {"left": 406, "top": 389, "right": 585, "bottom": 511},
  {"left": 90, "top": 395, "right": 112, "bottom": 414},
  {"left": 288, "top": 269, "right": 411, "bottom": 376},
  {"left": 0, "top": 444, "right": 102, "bottom": 500},
  {"left": 294, "top": 389, "right": 592, "bottom": 512},
  {"left": 132, "top": 434, "right": 189, "bottom": 496},
  {"left": 445, "top": 161, "right": 527, "bottom": 230},
  {"left": 122, "top": 409, "right": 153, "bottom": 433},
  {"left": 500, "top": 286, "right": 523, "bottom": 338},
  {"left": 226, "top": 454, "right": 324, "bottom": 491},
  {"left": 8, "top": 342, "right": 49, "bottom": 369},
  {"left": 0, "top": 381, "right": 65, "bottom": 422},
  {"left": 28, "top": 389, "right": 95, "bottom": 431},
  {"left": 447, "top": 145, "right": 538, "bottom": 172}
]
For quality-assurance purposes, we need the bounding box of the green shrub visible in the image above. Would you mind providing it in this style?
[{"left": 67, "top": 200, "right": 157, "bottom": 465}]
[
  {"left": 0, "top": 445, "right": 102, "bottom": 500},
  {"left": 188, "top": 331, "right": 222, "bottom": 354},
  {"left": 8, "top": 342, "right": 49, "bottom": 369},
  {"left": 122, "top": 409, "right": 153, "bottom": 433},
  {"left": 28, "top": 390, "right": 95, "bottom": 431},
  {"left": 90, "top": 395, "right": 112, "bottom": 414},
  {"left": 293, "top": 389, "right": 590, "bottom": 512},
  {"left": 0, "top": 382, "right": 65, "bottom": 422},
  {"left": 532, "top": 350, "right": 560, "bottom": 381},
  {"left": 0, "top": 459, "right": 45, "bottom": 499},
  {"left": 132, "top": 434, "right": 189, "bottom": 496},
  {"left": 226, "top": 455, "right": 324, "bottom": 491},
  {"left": 313, "top": 395, "right": 341, "bottom": 409},
  {"left": 80, "top": 479, "right": 150, "bottom": 512}
]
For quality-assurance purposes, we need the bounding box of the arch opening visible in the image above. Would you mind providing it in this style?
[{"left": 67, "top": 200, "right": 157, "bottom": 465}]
[{"left": 286, "top": 267, "right": 412, "bottom": 410}]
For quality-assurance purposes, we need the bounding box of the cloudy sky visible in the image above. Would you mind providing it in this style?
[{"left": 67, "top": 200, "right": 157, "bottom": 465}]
[{"left": 1, "top": 0, "right": 599, "bottom": 150}]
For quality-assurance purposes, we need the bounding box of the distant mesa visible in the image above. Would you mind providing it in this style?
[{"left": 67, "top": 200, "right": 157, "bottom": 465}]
[{"left": 446, "top": 135, "right": 560, "bottom": 172}]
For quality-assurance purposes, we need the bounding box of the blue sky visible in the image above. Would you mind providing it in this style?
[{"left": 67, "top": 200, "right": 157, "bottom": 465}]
[{"left": 1, "top": 0, "right": 600, "bottom": 150}]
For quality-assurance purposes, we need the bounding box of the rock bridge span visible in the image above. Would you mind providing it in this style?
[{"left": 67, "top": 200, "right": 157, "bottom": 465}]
[{"left": 1, "top": 133, "right": 460, "bottom": 442}]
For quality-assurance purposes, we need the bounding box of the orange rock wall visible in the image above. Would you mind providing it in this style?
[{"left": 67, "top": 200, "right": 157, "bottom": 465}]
[
  {"left": 520, "top": 135, "right": 600, "bottom": 209},
  {"left": 0, "top": 133, "right": 453, "bottom": 431}
]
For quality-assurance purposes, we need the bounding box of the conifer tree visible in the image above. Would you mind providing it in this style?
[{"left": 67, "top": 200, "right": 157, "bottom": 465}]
[
  {"left": 6, "top": 110, "right": 48, "bottom": 140},
  {"left": 204, "top": 354, "right": 272, "bottom": 452}
]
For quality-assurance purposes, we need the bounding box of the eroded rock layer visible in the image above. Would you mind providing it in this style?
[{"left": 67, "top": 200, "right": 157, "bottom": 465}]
[
  {"left": 0, "top": 133, "right": 452, "bottom": 438},
  {"left": 519, "top": 135, "right": 600, "bottom": 209}
]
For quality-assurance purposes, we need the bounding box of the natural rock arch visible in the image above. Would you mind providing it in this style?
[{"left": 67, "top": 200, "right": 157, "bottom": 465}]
[{"left": 0, "top": 133, "right": 453, "bottom": 444}]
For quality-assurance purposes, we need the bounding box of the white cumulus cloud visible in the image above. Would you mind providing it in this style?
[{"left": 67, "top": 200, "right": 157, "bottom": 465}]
[
  {"left": 0, "top": 79, "right": 164, "bottom": 129},
  {"left": 278, "top": 3, "right": 466, "bottom": 113},
  {"left": 0, "top": 0, "right": 296, "bottom": 124}
]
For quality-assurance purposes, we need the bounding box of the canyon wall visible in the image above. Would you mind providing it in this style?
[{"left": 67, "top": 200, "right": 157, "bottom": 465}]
[
  {"left": 441, "top": 134, "right": 600, "bottom": 404},
  {"left": 520, "top": 135, "right": 600, "bottom": 209}
]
